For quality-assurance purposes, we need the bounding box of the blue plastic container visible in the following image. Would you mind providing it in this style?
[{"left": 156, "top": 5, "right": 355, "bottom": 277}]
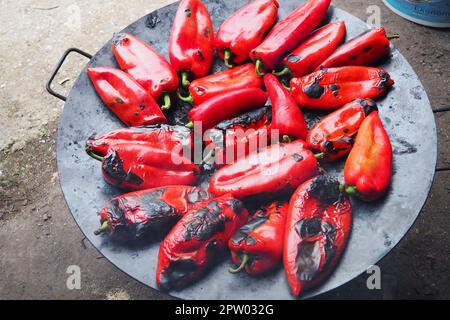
[{"left": 383, "top": 0, "right": 450, "bottom": 28}]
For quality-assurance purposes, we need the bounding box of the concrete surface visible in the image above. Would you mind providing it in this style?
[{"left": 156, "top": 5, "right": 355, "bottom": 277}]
[{"left": 0, "top": 0, "right": 448, "bottom": 300}]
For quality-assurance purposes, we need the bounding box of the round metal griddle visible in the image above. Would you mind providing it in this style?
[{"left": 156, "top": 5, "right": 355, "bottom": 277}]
[{"left": 52, "top": 0, "right": 437, "bottom": 299}]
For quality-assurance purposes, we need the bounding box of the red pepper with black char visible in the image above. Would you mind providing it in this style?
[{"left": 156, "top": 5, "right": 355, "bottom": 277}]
[
  {"left": 94, "top": 186, "right": 212, "bottom": 241},
  {"left": 264, "top": 74, "right": 307, "bottom": 140},
  {"left": 274, "top": 21, "right": 346, "bottom": 78},
  {"left": 101, "top": 144, "right": 200, "bottom": 191},
  {"left": 318, "top": 27, "right": 395, "bottom": 70},
  {"left": 204, "top": 107, "right": 272, "bottom": 166},
  {"left": 187, "top": 87, "right": 268, "bottom": 131},
  {"left": 250, "top": 0, "right": 331, "bottom": 75},
  {"left": 209, "top": 140, "right": 319, "bottom": 199},
  {"left": 169, "top": 0, "right": 214, "bottom": 88},
  {"left": 86, "top": 124, "right": 193, "bottom": 160},
  {"left": 284, "top": 176, "right": 352, "bottom": 296},
  {"left": 87, "top": 67, "right": 167, "bottom": 126},
  {"left": 290, "top": 66, "right": 394, "bottom": 110},
  {"left": 112, "top": 33, "right": 178, "bottom": 110},
  {"left": 228, "top": 201, "right": 288, "bottom": 275},
  {"left": 215, "top": 0, "right": 279, "bottom": 67},
  {"left": 307, "top": 99, "right": 378, "bottom": 161},
  {"left": 156, "top": 194, "right": 249, "bottom": 291},
  {"left": 178, "top": 63, "right": 263, "bottom": 105},
  {"left": 343, "top": 111, "right": 392, "bottom": 201}
]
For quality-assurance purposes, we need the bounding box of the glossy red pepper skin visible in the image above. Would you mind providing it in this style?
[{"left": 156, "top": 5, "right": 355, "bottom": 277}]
[
  {"left": 101, "top": 144, "right": 200, "bottom": 191},
  {"left": 215, "top": 0, "right": 279, "bottom": 67},
  {"left": 307, "top": 99, "right": 378, "bottom": 161},
  {"left": 112, "top": 33, "right": 178, "bottom": 108},
  {"left": 318, "top": 27, "right": 392, "bottom": 69},
  {"left": 169, "top": 0, "right": 214, "bottom": 82},
  {"left": 87, "top": 67, "right": 167, "bottom": 126},
  {"left": 86, "top": 124, "right": 193, "bottom": 159},
  {"left": 264, "top": 74, "right": 307, "bottom": 140},
  {"left": 209, "top": 140, "right": 319, "bottom": 199},
  {"left": 229, "top": 201, "right": 288, "bottom": 275},
  {"left": 343, "top": 111, "right": 392, "bottom": 201},
  {"left": 184, "top": 64, "right": 263, "bottom": 105},
  {"left": 188, "top": 87, "right": 268, "bottom": 130},
  {"left": 290, "top": 66, "right": 394, "bottom": 110},
  {"left": 95, "top": 186, "right": 212, "bottom": 241},
  {"left": 278, "top": 21, "right": 346, "bottom": 77},
  {"left": 284, "top": 176, "right": 352, "bottom": 296},
  {"left": 156, "top": 194, "right": 249, "bottom": 291},
  {"left": 250, "top": 0, "right": 331, "bottom": 72}
]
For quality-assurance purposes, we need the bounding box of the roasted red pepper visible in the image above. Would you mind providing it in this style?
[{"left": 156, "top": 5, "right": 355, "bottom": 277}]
[
  {"left": 169, "top": 0, "right": 214, "bottom": 88},
  {"left": 187, "top": 87, "right": 268, "bottom": 131},
  {"left": 343, "top": 111, "right": 392, "bottom": 201},
  {"left": 101, "top": 144, "right": 200, "bottom": 191},
  {"left": 215, "top": 0, "right": 279, "bottom": 67},
  {"left": 87, "top": 67, "right": 167, "bottom": 126},
  {"left": 94, "top": 186, "right": 212, "bottom": 241},
  {"left": 290, "top": 66, "right": 394, "bottom": 110},
  {"left": 178, "top": 63, "right": 263, "bottom": 105},
  {"left": 156, "top": 194, "right": 249, "bottom": 291},
  {"left": 264, "top": 74, "right": 307, "bottom": 140},
  {"left": 307, "top": 99, "right": 378, "bottom": 161},
  {"left": 318, "top": 27, "right": 395, "bottom": 69},
  {"left": 250, "top": 0, "right": 331, "bottom": 75},
  {"left": 86, "top": 124, "right": 193, "bottom": 160},
  {"left": 111, "top": 33, "right": 178, "bottom": 110},
  {"left": 209, "top": 140, "right": 319, "bottom": 199},
  {"left": 228, "top": 201, "right": 288, "bottom": 275},
  {"left": 284, "top": 176, "right": 352, "bottom": 296},
  {"left": 274, "top": 21, "right": 346, "bottom": 77}
]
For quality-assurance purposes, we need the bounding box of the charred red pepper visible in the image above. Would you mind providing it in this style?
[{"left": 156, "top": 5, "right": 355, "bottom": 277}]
[
  {"left": 209, "top": 140, "right": 319, "bottom": 199},
  {"left": 178, "top": 63, "right": 263, "bottom": 105},
  {"left": 284, "top": 175, "right": 352, "bottom": 296},
  {"left": 264, "top": 74, "right": 307, "bottom": 140},
  {"left": 101, "top": 144, "right": 200, "bottom": 191},
  {"left": 228, "top": 201, "right": 288, "bottom": 275},
  {"left": 250, "top": 0, "right": 331, "bottom": 75},
  {"left": 94, "top": 186, "right": 212, "bottom": 241},
  {"left": 343, "top": 111, "right": 392, "bottom": 201},
  {"left": 215, "top": 0, "right": 279, "bottom": 67},
  {"left": 169, "top": 0, "right": 214, "bottom": 88},
  {"left": 112, "top": 33, "right": 178, "bottom": 110},
  {"left": 87, "top": 67, "right": 167, "bottom": 126},
  {"left": 86, "top": 124, "right": 193, "bottom": 160},
  {"left": 290, "top": 66, "right": 394, "bottom": 110},
  {"left": 307, "top": 99, "right": 378, "bottom": 161},
  {"left": 274, "top": 21, "right": 346, "bottom": 77},
  {"left": 156, "top": 194, "right": 249, "bottom": 291},
  {"left": 318, "top": 27, "right": 396, "bottom": 70},
  {"left": 187, "top": 87, "right": 268, "bottom": 131}
]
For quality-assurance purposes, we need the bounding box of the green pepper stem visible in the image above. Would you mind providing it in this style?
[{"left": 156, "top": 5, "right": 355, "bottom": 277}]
[
  {"left": 202, "top": 149, "right": 215, "bottom": 164},
  {"left": 177, "top": 89, "right": 194, "bottom": 105},
  {"left": 314, "top": 152, "right": 325, "bottom": 159},
  {"left": 86, "top": 150, "right": 103, "bottom": 162},
  {"left": 387, "top": 33, "right": 400, "bottom": 40},
  {"left": 181, "top": 71, "right": 190, "bottom": 88},
  {"left": 94, "top": 220, "right": 110, "bottom": 235},
  {"left": 228, "top": 254, "right": 249, "bottom": 274},
  {"left": 282, "top": 135, "right": 293, "bottom": 143},
  {"left": 273, "top": 67, "right": 292, "bottom": 78},
  {"left": 185, "top": 121, "right": 194, "bottom": 129},
  {"left": 344, "top": 185, "right": 359, "bottom": 196},
  {"left": 223, "top": 49, "right": 234, "bottom": 68},
  {"left": 255, "top": 59, "right": 265, "bottom": 77},
  {"left": 161, "top": 93, "right": 171, "bottom": 111}
]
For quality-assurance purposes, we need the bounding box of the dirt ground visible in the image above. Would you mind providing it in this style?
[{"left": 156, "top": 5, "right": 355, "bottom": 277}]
[{"left": 0, "top": 0, "right": 449, "bottom": 300}]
